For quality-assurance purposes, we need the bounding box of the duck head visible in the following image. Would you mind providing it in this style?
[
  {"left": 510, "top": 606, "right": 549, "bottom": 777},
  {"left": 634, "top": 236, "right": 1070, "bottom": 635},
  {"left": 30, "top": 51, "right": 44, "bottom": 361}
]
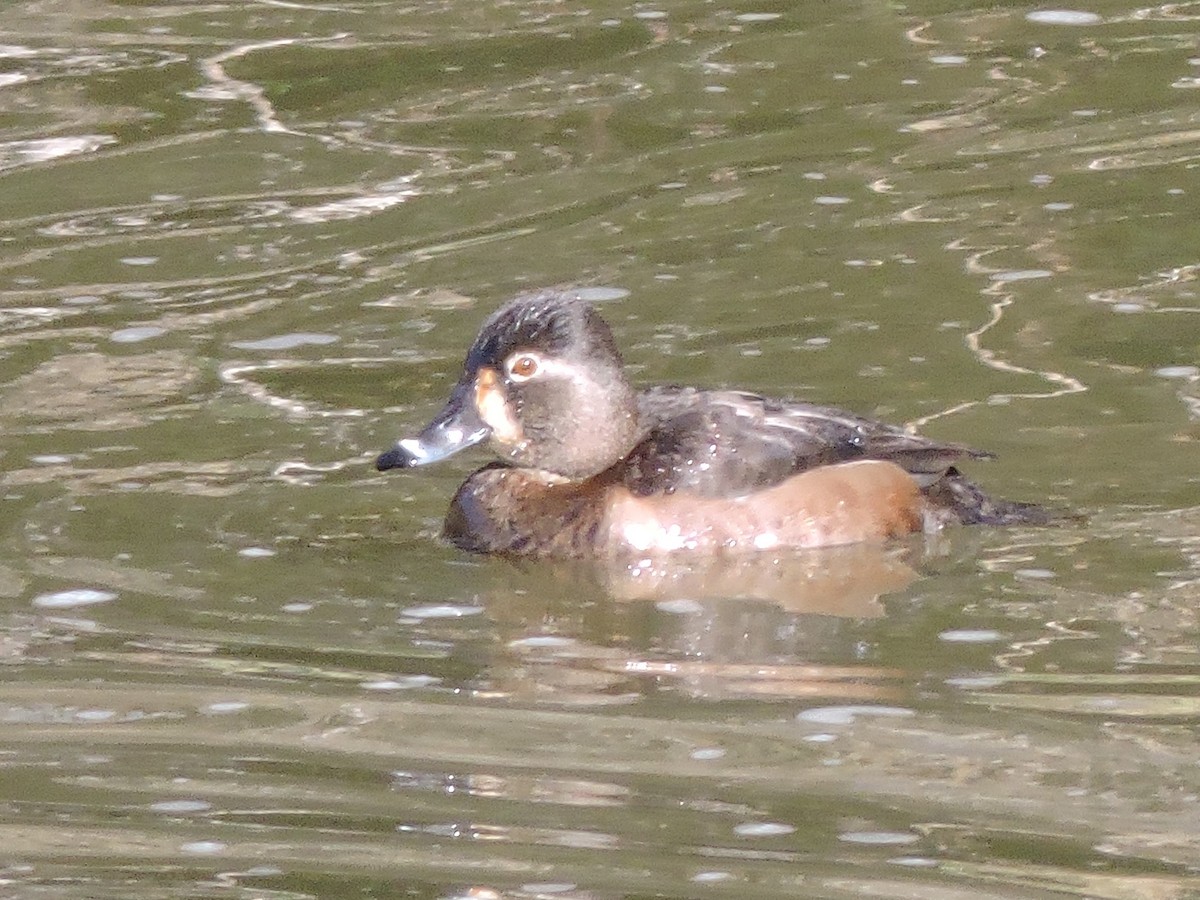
[{"left": 376, "top": 291, "right": 641, "bottom": 481}]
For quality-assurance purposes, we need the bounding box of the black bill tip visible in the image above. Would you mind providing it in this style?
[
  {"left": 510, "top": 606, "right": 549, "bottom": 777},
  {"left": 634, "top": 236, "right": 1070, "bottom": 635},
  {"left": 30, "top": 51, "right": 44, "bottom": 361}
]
[{"left": 376, "top": 444, "right": 418, "bottom": 471}]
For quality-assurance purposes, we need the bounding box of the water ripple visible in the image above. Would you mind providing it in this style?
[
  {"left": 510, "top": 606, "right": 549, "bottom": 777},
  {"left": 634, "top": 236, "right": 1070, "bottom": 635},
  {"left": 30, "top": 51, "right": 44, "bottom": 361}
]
[{"left": 0, "top": 135, "right": 116, "bottom": 172}]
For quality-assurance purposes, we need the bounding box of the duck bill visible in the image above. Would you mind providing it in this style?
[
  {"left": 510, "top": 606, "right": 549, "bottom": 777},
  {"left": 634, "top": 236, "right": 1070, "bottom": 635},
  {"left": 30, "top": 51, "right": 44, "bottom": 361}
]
[{"left": 376, "top": 382, "right": 491, "bottom": 470}]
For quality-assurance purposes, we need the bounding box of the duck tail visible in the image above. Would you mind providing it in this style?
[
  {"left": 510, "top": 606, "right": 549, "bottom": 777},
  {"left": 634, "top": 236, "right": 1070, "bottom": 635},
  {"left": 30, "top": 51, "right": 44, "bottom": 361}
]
[{"left": 922, "top": 467, "right": 1066, "bottom": 527}]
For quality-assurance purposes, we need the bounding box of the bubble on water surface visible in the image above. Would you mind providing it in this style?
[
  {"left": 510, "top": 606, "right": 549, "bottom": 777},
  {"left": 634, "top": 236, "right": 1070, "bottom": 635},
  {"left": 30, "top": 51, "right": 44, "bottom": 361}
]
[
  {"left": 0, "top": 135, "right": 116, "bottom": 168},
  {"left": 939, "top": 629, "right": 1003, "bottom": 643},
  {"left": 508, "top": 635, "right": 576, "bottom": 649},
  {"left": 574, "top": 286, "right": 629, "bottom": 302},
  {"left": 797, "top": 705, "right": 914, "bottom": 725},
  {"left": 230, "top": 333, "right": 339, "bottom": 351},
  {"left": 180, "top": 841, "right": 226, "bottom": 855},
  {"left": 840, "top": 831, "right": 920, "bottom": 845},
  {"left": 238, "top": 547, "right": 276, "bottom": 558},
  {"left": 75, "top": 709, "right": 117, "bottom": 722},
  {"left": 734, "top": 822, "right": 794, "bottom": 837},
  {"left": 400, "top": 604, "right": 484, "bottom": 620},
  {"left": 945, "top": 675, "right": 1004, "bottom": 689},
  {"left": 151, "top": 800, "right": 213, "bottom": 814},
  {"left": 33, "top": 588, "right": 117, "bottom": 609},
  {"left": 1025, "top": 10, "right": 1102, "bottom": 25},
  {"left": 989, "top": 269, "right": 1052, "bottom": 282},
  {"left": 288, "top": 190, "right": 416, "bottom": 224},
  {"left": 110, "top": 326, "right": 166, "bottom": 343},
  {"left": 1015, "top": 568, "right": 1055, "bottom": 579},
  {"left": 656, "top": 598, "right": 703, "bottom": 615},
  {"left": 281, "top": 602, "right": 313, "bottom": 613},
  {"left": 63, "top": 295, "right": 105, "bottom": 308},
  {"left": 203, "top": 701, "right": 249, "bottom": 715},
  {"left": 1155, "top": 365, "right": 1198, "bottom": 379},
  {"left": 361, "top": 676, "right": 440, "bottom": 691}
]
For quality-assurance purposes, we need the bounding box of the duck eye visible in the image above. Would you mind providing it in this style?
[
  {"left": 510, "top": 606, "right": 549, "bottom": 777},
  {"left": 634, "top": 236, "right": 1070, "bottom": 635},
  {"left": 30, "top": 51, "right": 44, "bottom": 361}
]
[{"left": 505, "top": 353, "right": 541, "bottom": 381}]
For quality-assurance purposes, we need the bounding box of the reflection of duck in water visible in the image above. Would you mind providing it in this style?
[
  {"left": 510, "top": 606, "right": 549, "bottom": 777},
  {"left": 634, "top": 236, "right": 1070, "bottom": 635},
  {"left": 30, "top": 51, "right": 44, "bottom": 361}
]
[
  {"left": 482, "top": 544, "right": 921, "bottom": 706},
  {"left": 377, "top": 290, "right": 1053, "bottom": 557}
]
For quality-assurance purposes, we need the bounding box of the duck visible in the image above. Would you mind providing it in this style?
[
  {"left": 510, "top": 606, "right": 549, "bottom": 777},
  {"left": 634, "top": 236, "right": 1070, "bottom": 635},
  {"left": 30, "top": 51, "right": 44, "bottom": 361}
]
[{"left": 375, "top": 290, "right": 1052, "bottom": 557}]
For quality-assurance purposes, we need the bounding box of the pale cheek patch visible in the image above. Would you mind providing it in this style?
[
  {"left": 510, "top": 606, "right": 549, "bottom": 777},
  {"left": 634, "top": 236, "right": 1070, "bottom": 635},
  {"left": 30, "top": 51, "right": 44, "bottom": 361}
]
[{"left": 474, "top": 368, "right": 525, "bottom": 447}]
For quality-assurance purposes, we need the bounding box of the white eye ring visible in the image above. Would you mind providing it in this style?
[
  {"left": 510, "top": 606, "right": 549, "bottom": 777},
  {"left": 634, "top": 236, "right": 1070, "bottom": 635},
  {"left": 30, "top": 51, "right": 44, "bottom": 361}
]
[{"left": 504, "top": 351, "right": 542, "bottom": 382}]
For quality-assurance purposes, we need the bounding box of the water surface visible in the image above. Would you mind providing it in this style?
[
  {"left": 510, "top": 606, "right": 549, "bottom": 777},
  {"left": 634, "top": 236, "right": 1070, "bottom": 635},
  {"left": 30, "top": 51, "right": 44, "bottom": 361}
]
[{"left": 1, "top": 0, "right": 1199, "bottom": 896}]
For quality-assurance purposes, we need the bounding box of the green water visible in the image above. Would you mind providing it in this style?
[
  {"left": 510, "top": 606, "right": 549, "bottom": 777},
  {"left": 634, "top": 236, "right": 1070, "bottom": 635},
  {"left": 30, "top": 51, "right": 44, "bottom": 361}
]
[{"left": 1, "top": 0, "right": 1198, "bottom": 896}]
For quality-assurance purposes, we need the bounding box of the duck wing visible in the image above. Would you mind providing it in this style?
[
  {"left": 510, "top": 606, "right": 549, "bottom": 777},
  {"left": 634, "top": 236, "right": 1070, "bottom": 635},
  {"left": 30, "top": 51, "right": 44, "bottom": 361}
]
[{"left": 622, "top": 386, "right": 988, "bottom": 498}]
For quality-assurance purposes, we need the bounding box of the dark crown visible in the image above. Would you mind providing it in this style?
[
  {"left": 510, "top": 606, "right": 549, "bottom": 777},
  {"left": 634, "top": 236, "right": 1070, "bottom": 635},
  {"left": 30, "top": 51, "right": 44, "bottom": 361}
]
[{"left": 465, "top": 291, "right": 622, "bottom": 372}]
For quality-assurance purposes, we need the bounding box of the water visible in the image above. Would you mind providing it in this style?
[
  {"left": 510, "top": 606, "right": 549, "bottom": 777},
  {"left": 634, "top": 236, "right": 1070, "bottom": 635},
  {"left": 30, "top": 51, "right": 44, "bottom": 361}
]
[{"left": 2, "top": 0, "right": 1199, "bottom": 896}]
